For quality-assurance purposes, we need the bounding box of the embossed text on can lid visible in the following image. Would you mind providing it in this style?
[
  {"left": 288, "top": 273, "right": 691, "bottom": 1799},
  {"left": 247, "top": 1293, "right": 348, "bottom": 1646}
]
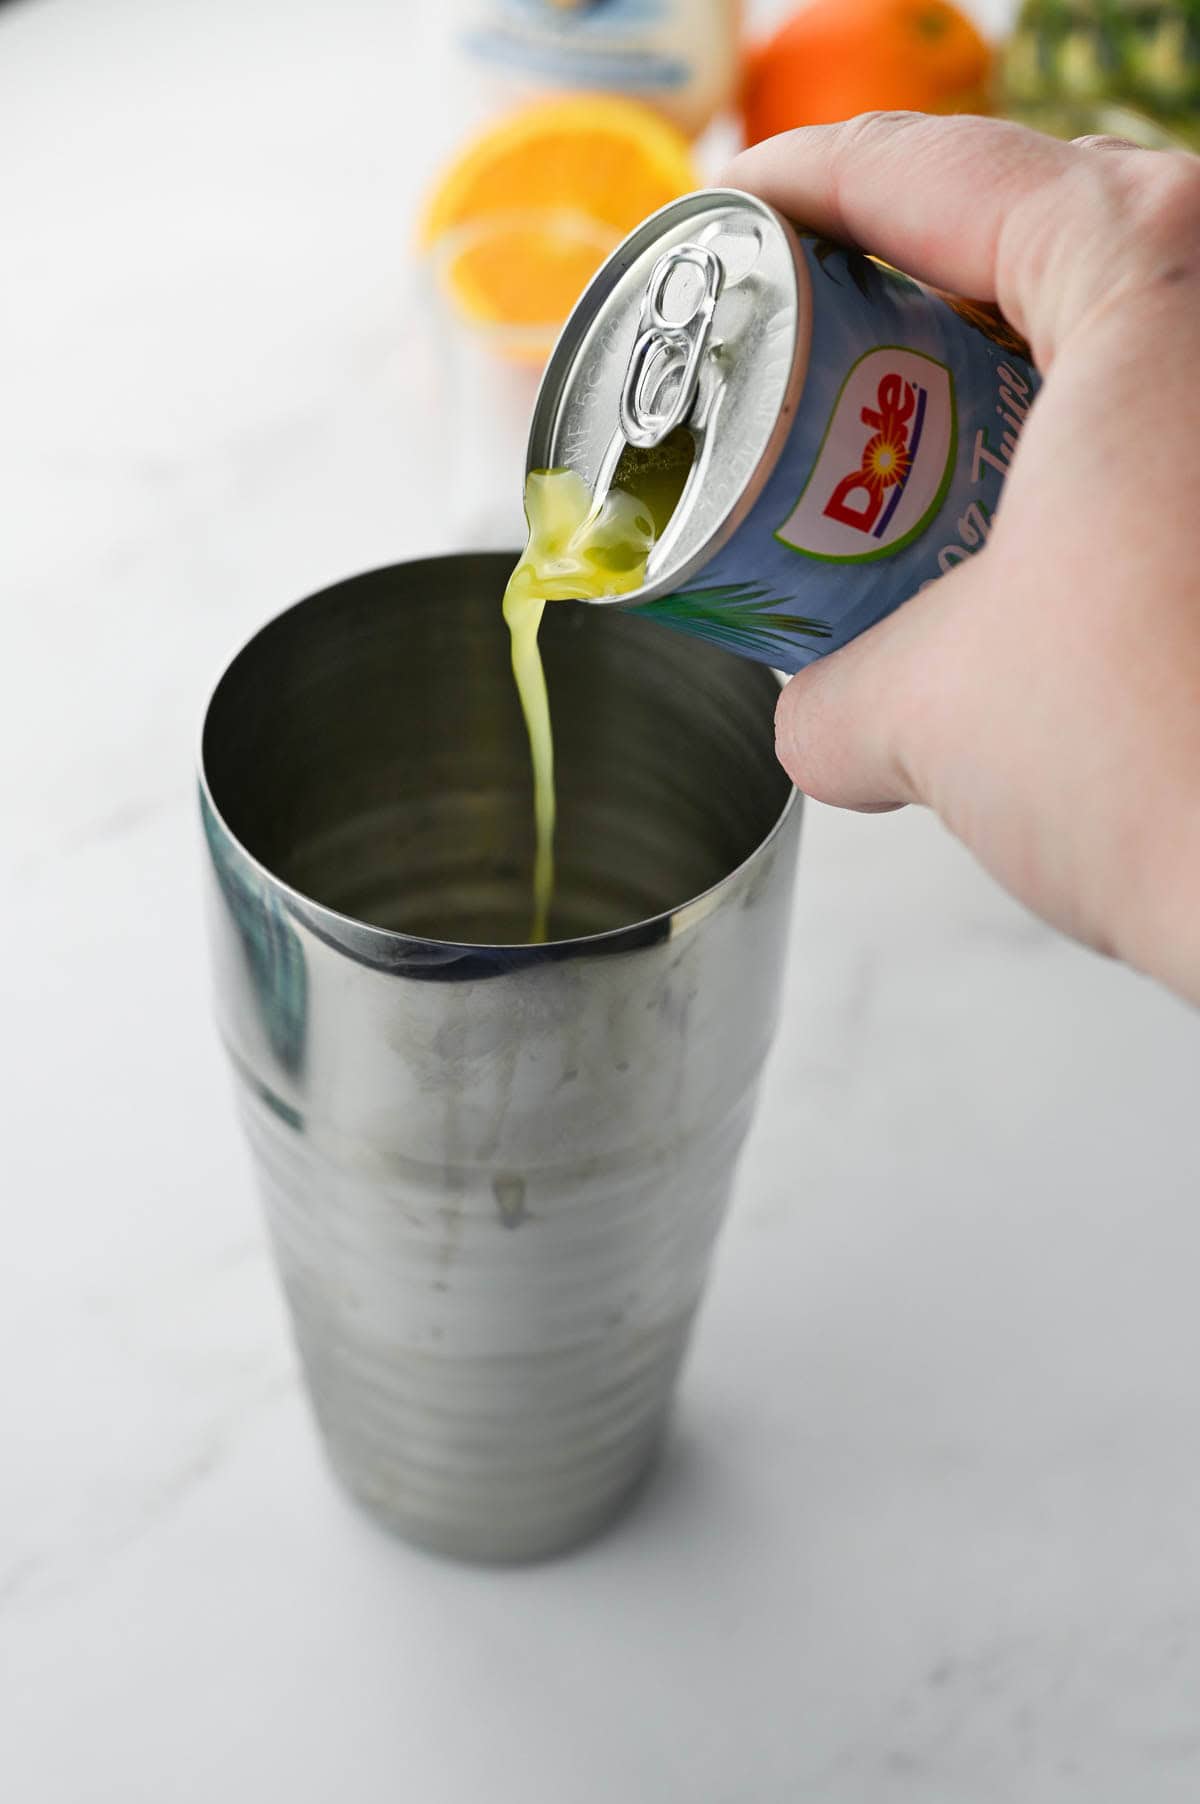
[{"left": 526, "top": 188, "right": 812, "bottom": 601}]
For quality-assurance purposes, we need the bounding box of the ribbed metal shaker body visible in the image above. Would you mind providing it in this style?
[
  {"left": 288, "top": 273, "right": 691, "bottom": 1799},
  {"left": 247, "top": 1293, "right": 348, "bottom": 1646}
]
[{"left": 200, "top": 554, "right": 799, "bottom": 1561}]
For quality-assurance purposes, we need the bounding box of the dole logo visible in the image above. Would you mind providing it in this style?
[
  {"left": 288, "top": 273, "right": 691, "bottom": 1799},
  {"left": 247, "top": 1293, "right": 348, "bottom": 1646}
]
[
  {"left": 824, "top": 371, "right": 919, "bottom": 533},
  {"left": 776, "top": 347, "right": 955, "bottom": 563}
]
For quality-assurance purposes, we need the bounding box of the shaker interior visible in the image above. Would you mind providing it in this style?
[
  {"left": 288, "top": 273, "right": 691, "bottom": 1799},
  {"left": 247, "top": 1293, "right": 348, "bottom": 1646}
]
[{"left": 201, "top": 553, "right": 792, "bottom": 945}]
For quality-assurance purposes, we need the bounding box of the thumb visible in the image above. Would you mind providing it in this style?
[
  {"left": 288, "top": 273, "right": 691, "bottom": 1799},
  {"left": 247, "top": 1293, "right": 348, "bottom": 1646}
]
[{"left": 775, "top": 561, "right": 979, "bottom": 811}]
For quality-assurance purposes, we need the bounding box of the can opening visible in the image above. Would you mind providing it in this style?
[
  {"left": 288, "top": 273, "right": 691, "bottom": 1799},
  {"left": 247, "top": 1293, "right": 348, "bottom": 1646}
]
[
  {"left": 527, "top": 190, "right": 808, "bottom": 603},
  {"left": 611, "top": 425, "right": 695, "bottom": 542}
]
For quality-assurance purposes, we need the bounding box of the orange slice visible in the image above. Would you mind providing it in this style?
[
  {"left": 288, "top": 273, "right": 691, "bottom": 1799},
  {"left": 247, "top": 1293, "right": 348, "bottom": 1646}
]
[
  {"left": 421, "top": 97, "right": 698, "bottom": 353},
  {"left": 431, "top": 210, "right": 622, "bottom": 360}
]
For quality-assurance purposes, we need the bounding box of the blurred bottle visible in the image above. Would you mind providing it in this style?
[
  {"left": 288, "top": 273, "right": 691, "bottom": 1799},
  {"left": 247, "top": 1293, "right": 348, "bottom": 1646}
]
[{"left": 457, "top": 0, "right": 740, "bottom": 137}]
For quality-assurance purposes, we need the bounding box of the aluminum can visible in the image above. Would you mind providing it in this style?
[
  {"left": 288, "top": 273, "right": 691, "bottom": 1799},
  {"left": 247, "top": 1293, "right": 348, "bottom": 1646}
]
[
  {"left": 528, "top": 187, "right": 1041, "bottom": 671},
  {"left": 199, "top": 553, "right": 799, "bottom": 1562}
]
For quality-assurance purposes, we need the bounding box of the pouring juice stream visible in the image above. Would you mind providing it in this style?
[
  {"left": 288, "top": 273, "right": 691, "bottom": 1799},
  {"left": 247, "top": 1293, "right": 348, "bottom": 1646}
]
[{"left": 502, "top": 433, "right": 694, "bottom": 940}]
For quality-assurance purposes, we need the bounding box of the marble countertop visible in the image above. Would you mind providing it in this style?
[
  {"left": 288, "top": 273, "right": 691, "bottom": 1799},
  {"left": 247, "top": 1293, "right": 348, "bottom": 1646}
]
[{"left": 5, "top": 2, "right": 1200, "bottom": 1799}]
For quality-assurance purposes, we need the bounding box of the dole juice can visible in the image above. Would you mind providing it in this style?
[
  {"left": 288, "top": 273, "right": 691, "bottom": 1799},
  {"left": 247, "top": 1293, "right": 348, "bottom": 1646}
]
[{"left": 526, "top": 188, "right": 1041, "bottom": 672}]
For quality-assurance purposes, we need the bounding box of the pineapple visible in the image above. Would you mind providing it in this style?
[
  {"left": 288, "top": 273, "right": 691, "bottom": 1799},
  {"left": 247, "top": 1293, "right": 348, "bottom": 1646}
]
[{"left": 1003, "top": 0, "right": 1200, "bottom": 146}]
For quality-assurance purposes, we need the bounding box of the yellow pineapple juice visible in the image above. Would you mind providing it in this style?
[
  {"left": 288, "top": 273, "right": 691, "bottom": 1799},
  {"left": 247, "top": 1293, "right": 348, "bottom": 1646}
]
[{"left": 502, "top": 434, "right": 693, "bottom": 941}]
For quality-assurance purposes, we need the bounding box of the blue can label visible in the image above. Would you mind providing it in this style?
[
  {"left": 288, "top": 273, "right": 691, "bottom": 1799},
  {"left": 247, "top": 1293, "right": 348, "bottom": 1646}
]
[{"left": 634, "top": 237, "right": 1041, "bottom": 671}]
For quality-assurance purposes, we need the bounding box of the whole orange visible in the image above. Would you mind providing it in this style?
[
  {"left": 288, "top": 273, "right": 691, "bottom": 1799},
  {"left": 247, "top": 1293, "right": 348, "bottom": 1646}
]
[{"left": 741, "top": 0, "right": 994, "bottom": 145}]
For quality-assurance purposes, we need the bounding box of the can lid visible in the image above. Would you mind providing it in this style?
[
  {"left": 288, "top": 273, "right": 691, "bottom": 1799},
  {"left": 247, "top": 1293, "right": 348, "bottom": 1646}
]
[{"left": 526, "top": 188, "right": 810, "bottom": 596}]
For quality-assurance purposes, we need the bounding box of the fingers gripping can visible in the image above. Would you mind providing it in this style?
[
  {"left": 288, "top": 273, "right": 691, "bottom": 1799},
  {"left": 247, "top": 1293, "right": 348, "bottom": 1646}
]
[{"left": 528, "top": 189, "right": 1041, "bottom": 671}]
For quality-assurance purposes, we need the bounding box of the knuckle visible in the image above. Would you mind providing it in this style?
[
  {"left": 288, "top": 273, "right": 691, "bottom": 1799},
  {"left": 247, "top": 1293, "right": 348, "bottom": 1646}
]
[
  {"left": 1071, "top": 132, "right": 1140, "bottom": 153},
  {"left": 1056, "top": 146, "right": 1200, "bottom": 299},
  {"left": 827, "top": 112, "right": 928, "bottom": 220},
  {"left": 1132, "top": 151, "right": 1200, "bottom": 246},
  {"left": 833, "top": 110, "right": 921, "bottom": 158}
]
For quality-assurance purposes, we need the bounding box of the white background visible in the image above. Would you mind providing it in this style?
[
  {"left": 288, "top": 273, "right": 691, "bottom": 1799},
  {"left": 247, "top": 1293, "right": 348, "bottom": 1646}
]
[{"left": 4, "top": 3, "right": 1200, "bottom": 1801}]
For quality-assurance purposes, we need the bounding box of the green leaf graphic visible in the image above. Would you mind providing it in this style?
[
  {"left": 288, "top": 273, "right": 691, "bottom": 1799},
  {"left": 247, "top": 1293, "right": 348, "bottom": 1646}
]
[
  {"left": 846, "top": 250, "right": 876, "bottom": 301},
  {"left": 811, "top": 238, "right": 845, "bottom": 286},
  {"left": 810, "top": 238, "right": 877, "bottom": 300},
  {"left": 636, "top": 582, "right": 832, "bottom": 656}
]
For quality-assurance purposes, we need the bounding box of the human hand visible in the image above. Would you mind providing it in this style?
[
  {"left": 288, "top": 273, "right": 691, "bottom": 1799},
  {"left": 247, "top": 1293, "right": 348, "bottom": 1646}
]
[{"left": 727, "top": 115, "right": 1200, "bottom": 1004}]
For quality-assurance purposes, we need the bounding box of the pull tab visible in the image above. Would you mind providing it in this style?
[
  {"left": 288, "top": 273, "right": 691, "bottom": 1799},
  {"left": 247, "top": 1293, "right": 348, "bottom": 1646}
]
[{"left": 618, "top": 243, "right": 723, "bottom": 449}]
